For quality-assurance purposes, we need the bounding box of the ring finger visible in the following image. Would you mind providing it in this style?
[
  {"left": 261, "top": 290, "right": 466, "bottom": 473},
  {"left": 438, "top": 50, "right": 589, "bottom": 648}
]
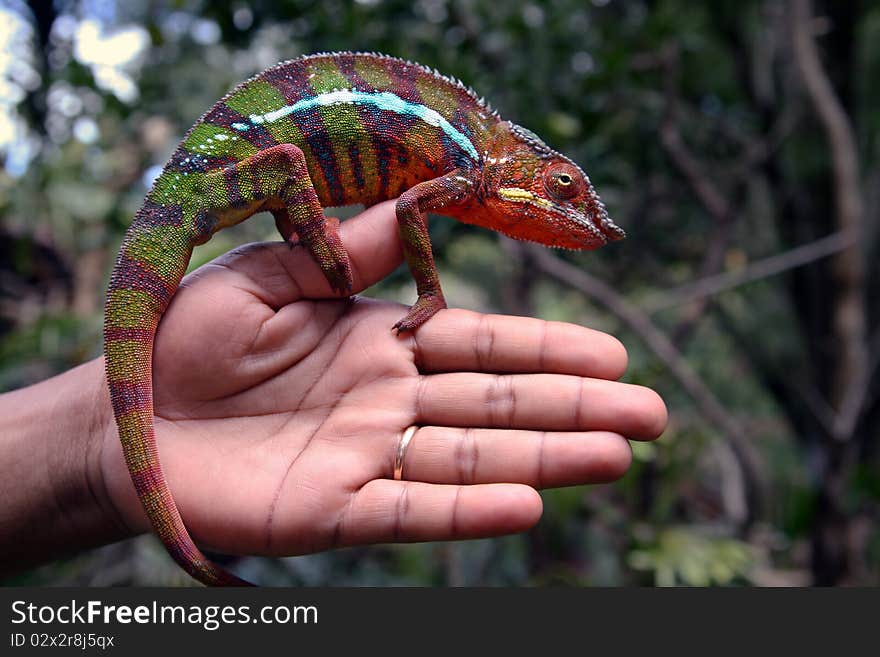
[{"left": 389, "top": 426, "right": 633, "bottom": 488}]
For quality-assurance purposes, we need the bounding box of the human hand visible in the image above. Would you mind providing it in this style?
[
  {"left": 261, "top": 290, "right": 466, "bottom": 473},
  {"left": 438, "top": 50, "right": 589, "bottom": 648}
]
[{"left": 99, "top": 200, "right": 667, "bottom": 558}]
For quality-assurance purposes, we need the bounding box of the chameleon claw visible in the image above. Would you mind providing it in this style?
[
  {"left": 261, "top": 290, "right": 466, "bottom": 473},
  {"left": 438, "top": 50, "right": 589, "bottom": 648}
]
[{"left": 324, "top": 260, "right": 354, "bottom": 296}]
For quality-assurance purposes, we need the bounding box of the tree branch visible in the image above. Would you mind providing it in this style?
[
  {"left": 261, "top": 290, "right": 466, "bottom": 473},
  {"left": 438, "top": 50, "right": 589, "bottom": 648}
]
[
  {"left": 790, "top": 0, "right": 867, "bottom": 429},
  {"left": 833, "top": 325, "right": 880, "bottom": 440},
  {"left": 659, "top": 46, "right": 731, "bottom": 222},
  {"left": 642, "top": 229, "right": 857, "bottom": 313},
  {"left": 657, "top": 43, "right": 738, "bottom": 344}
]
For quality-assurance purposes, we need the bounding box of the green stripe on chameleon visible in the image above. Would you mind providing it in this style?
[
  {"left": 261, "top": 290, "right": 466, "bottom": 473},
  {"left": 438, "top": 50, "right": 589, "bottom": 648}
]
[
  {"left": 226, "top": 80, "right": 288, "bottom": 119},
  {"left": 106, "top": 289, "right": 162, "bottom": 325},
  {"left": 123, "top": 224, "right": 192, "bottom": 263},
  {"left": 149, "top": 170, "right": 203, "bottom": 206},
  {"left": 414, "top": 77, "right": 460, "bottom": 122},
  {"left": 183, "top": 123, "right": 258, "bottom": 160},
  {"left": 353, "top": 58, "right": 393, "bottom": 89},
  {"left": 115, "top": 409, "right": 152, "bottom": 443},
  {"left": 306, "top": 58, "right": 351, "bottom": 94},
  {"left": 105, "top": 340, "right": 152, "bottom": 381},
  {"left": 229, "top": 80, "right": 307, "bottom": 146}
]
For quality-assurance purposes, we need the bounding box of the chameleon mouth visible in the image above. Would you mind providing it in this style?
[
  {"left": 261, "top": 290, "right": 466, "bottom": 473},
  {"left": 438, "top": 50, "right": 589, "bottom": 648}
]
[
  {"left": 583, "top": 203, "right": 625, "bottom": 243},
  {"left": 495, "top": 187, "right": 625, "bottom": 247},
  {"left": 598, "top": 214, "right": 626, "bottom": 241},
  {"left": 569, "top": 206, "right": 624, "bottom": 247}
]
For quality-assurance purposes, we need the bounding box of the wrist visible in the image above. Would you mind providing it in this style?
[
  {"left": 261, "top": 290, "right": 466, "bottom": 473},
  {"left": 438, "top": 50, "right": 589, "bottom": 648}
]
[{"left": 0, "top": 357, "right": 133, "bottom": 574}]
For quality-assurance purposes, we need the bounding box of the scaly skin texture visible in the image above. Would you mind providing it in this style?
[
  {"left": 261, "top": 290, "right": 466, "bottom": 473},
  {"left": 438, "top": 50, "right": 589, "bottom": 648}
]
[{"left": 104, "top": 51, "right": 625, "bottom": 586}]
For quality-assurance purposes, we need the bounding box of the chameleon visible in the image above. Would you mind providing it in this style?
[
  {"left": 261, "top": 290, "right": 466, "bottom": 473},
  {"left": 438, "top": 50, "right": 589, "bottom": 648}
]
[{"left": 104, "top": 51, "right": 625, "bottom": 586}]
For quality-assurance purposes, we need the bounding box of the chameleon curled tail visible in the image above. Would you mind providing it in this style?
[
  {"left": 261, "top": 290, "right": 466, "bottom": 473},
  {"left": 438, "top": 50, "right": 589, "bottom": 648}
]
[{"left": 104, "top": 221, "right": 251, "bottom": 586}]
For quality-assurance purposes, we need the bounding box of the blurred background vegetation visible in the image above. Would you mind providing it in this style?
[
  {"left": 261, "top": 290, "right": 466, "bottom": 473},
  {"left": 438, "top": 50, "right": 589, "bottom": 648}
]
[{"left": 0, "top": 0, "right": 877, "bottom": 586}]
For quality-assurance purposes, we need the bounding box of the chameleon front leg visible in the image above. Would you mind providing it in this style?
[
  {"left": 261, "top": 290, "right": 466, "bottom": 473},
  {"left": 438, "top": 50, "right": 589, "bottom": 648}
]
[
  {"left": 394, "top": 171, "right": 474, "bottom": 332},
  {"left": 203, "top": 143, "right": 353, "bottom": 294}
]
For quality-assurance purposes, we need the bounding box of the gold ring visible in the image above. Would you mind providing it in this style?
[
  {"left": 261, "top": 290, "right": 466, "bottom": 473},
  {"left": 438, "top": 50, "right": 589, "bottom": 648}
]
[{"left": 393, "top": 425, "right": 418, "bottom": 481}]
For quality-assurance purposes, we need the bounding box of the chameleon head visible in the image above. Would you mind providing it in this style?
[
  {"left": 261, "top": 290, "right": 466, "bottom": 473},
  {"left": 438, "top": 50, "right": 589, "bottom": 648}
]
[{"left": 475, "top": 121, "right": 625, "bottom": 249}]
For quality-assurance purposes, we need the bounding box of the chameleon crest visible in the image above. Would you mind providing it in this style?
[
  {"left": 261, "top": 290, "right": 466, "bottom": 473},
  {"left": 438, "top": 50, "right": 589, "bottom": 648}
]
[{"left": 104, "top": 51, "right": 623, "bottom": 586}]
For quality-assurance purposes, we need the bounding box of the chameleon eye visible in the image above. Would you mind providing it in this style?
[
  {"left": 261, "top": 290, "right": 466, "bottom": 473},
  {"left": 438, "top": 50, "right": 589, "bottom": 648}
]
[{"left": 543, "top": 164, "right": 581, "bottom": 200}]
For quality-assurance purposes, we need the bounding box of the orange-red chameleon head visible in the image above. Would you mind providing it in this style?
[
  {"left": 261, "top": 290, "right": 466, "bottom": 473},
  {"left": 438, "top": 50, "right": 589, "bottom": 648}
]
[{"left": 470, "top": 121, "right": 625, "bottom": 250}]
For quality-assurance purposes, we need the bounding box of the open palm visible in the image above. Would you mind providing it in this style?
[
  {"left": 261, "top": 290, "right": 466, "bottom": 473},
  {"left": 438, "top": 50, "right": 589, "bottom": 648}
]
[{"left": 101, "top": 200, "right": 666, "bottom": 560}]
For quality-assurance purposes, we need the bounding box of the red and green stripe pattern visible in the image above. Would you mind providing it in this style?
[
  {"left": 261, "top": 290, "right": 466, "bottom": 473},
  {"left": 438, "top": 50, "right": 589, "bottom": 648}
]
[{"left": 151, "top": 52, "right": 495, "bottom": 211}]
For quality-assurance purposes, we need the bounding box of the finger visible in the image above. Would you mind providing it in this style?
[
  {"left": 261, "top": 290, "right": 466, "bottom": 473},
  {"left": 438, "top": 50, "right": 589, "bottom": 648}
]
[
  {"left": 415, "top": 373, "right": 668, "bottom": 440},
  {"left": 392, "top": 427, "right": 632, "bottom": 488},
  {"left": 193, "top": 200, "right": 403, "bottom": 308},
  {"left": 337, "top": 481, "right": 542, "bottom": 546},
  {"left": 410, "top": 308, "right": 627, "bottom": 379}
]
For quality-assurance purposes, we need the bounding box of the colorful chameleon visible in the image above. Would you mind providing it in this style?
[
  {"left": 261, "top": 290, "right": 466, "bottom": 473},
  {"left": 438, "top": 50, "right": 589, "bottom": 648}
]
[{"left": 104, "top": 51, "right": 624, "bottom": 585}]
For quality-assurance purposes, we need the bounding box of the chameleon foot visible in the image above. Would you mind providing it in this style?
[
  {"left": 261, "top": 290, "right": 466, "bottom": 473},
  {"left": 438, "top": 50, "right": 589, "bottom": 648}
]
[
  {"left": 318, "top": 218, "right": 353, "bottom": 295},
  {"left": 393, "top": 292, "right": 447, "bottom": 333}
]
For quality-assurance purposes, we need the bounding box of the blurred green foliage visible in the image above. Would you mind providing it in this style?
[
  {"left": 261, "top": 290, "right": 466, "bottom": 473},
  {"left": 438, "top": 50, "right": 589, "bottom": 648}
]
[{"left": 0, "top": 0, "right": 877, "bottom": 586}]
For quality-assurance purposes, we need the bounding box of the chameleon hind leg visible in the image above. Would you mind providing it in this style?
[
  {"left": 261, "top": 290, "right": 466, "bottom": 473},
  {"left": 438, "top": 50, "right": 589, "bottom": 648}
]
[
  {"left": 200, "top": 143, "right": 353, "bottom": 294},
  {"left": 272, "top": 210, "right": 349, "bottom": 293},
  {"left": 273, "top": 215, "right": 342, "bottom": 246}
]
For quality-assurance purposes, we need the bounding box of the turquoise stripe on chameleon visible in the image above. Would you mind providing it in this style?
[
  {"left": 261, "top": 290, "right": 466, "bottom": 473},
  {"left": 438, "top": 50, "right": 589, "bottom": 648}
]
[{"left": 232, "top": 89, "right": 481, "bottom": 161}]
